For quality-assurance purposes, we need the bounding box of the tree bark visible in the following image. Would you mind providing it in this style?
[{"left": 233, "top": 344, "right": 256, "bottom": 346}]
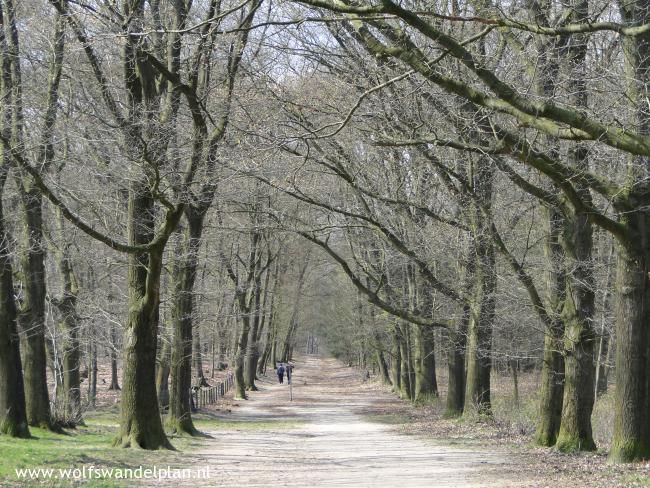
[
  {"left": 156, "top": 338, "right": 171, "bottom": 409},
  {"left": 193, "top": 325, "right": 205, "bottom": 382},
  {"left": 398, "top": 324, "right": 412, "bottom": 400},
  {"left": 445, "top": 234, "right": 474, "bottom": 417},
  {"left": 610, "top": 222, "right": 650, "bottom": 461},
  {"left": 18, "top": 189, "right": 53, "bottom": 430},
  {"left": 414, "top": 324, "right": 437, "bottom": 401},
  {"left": 54, "top": 211, "right": 82, "bottom": 425},
  {"left": 113, "top": 183, "right": 172, "bottom": 449},
  {"left": 535, "top": 207, "right": 566, "bottom": 446},
  {"left": 0, "top": 156, "right": 29, "bottom": 437},
  {"left": 555, "top": 16, "right": 597, "bottom": 451},
  {"left": 168, "top": 210, "right": 205, "bottom": 435},
  {"left": 555, "top": 210, "right": 596, "bottom": 452},
  {"left": 109, "top": 324, "right": 120, "bottom": 390},
  {"left": 463, "top": 158, "right": 496, "bottom": 417},
  {"left": 390, "top": 326, "right": 401, "bottom": 393},
  {"left": 594, "top": 244, "right": 614, "bottom": 398},
  {"left": 244, "top": 270, "right": 263, "bottom": 390}
]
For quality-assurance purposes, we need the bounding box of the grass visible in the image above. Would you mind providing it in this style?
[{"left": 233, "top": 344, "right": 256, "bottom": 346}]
[
  {"left": 0, "top": 409, "right": 215, "bottom": 487},
  {"left": 364, "top": 413, "right": 411, "bottom": 425},
  {"left": 191, "top": 415, "right": 305, "bottom": 431},
  {"left": 0, "top": 405, "right": 309, "bottom": 487},
  {"left": 621, "top": 473, "right": 650, "bottom": 486},
  {"left": 0, "top": 423, "right": 125, "bottom": 487}
]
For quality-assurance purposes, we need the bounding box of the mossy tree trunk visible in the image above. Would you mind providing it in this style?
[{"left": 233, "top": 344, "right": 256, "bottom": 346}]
[
  {"left": 555, "top": 209, "right": 596, "bottom": 452},
  {"left": 445, "top": 238, "right": 474, "bottom": 417},
  {"left": 245, "top": 271, "right": 264, "bottom": 390},
  {"left": 414, "top": 324, "right": 437, "bottom": 401},
  {"left": 463, "top": 158, "right": 496, "bottom": 417},
  {"left": 109, "top": 324, "right": 120, "bottom": 391},
  {"left": 463, "top": 260, "right": 496, "bottom": 417},
  {"left": 390, "top": 326, "right": 401, "bottom": 393},
  {"left": 234, "top": 312, "right": 252, "bottom": 400},
  {"left": 398, "top": 324, "right": 412, "bottom": 400},
  {"left": 535, "top": 207, "right": 566, "bottom": 446},
  {"left": 156, "top": 338, "right": 171, "bottom": 409},
  {"left": 224, "top": 232, "right": 262, "bottom": 400},
  {"left": 3, "top": 0, "right": 56, "bottom": 431},
  {"left": 0, "top": 98, "right": 29, "bottom": 437},
  {"left": 114, "top": 195, "right": 174, "bottom": 449},
  {"left": 373, "top": 308, "right": 391, "bottom": 386},
  {"left": 168, "top": 209, "right": 205, "bottom": 435},
  {"left": 610, "top": 215, "right": 650, "bottom": 462},
  {"left": 609, "top": 0, "right": 650, "bottom": 462},
  {"left": 17, "top": 187, "right": 53, "bottom": 430},
  {"left": 53, "top": 210, "right": 82, "bottom": 425},
  {"left": 555, "top": 18, "right": 597, "bottom": 452}
]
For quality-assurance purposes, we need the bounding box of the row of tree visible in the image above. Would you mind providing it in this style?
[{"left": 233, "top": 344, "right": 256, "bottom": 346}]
[{"left": 1, "top": 0, "right": 649, "bottom": 465}]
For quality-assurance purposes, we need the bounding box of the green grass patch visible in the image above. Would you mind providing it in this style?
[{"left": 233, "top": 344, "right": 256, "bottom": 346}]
[
  {"left": 191, "top": 417, "right": 305, "bottom": 431},
  {"left": 364, "top": 413, "right": 410, "bottom": 425},
  {"left": 0, "top": 411, "right": 202, "bottom": 487},
  {"left": 0, "top": 423, "right": 126, "bottom": 487},
  {"left": 413, "top": 393, "right": 441, "bottom": 408}
]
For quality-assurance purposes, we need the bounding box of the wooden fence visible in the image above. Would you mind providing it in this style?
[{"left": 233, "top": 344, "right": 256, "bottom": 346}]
[{"left": 192, "top": 372, "right": 235, "bottom": 410}]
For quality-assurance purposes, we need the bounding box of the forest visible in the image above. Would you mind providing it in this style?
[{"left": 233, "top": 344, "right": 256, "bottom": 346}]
[{"left": 1, "top": 0, "right": 650, "bottom": 486}]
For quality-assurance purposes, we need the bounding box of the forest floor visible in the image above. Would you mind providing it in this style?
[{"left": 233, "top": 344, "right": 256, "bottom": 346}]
[
  {"left": 151, "top": 355, "right": 507, "bottom": 487},
  {"left": 146, "top": 355, "right": 649, "bottom": 488},
  {"left": 3, "top": 355, "right": 648, "bottom": 487}
]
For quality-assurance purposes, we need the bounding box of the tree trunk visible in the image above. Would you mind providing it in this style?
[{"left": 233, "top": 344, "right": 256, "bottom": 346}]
[
  {"left": 609, "top": 0, "right": 650, "bottom": 463},
  {"left": 54, "top": 219, "right": 82, "bottom": 425},
  {"left": 193, "top": 325, "right": 204, "bottom": 381},
  {"left": 594, "top": 245, "right": 614, "bottom": 398},
  {"left": 257, "top": 262, "right": 279, "bottom": 376},
  {"left": 234, "top": 314, "right": 251, "bottom": 400},
  {"left": 89, "top": 341, "right": 97, "bottom": 407},
  {"left": 271, "top": 337, "right": 277, "bottom": 369},
  {"left": 156, "top": 339, "right": 171, "bottom": 409},
  {"left": 555, "top": 211, "right": 596, "bottom": 452},
  {"left": 113, "top": 185, "right": 171, "bottom": 449},
  {"left": 610, "top": 229, "right": 650, "bottom": 461},
  {"left": 463, "top": 158, "right": 495, "bottom": 417},
  {"left": 555, "top": 23, "right": 597, "bottom": 451},
  {"left": 463, "top": 255, "right": 496, "bottom": 417},
  {"left": 399, "top": 324, "right": 412, "bottom": 400},
  {"left": 109, "top": 325, "right": 120, "bottom": 390},
  {"left": 0, "top": 163, "right": 29, "bottom": 437},
  {"left": 390, "top": 326, "right": 401, "bottom": 392},
  {"left": 168, "top": 210, "right": 205, "bottom": 435},
  {"left": 245, "top": 273, "right": 263, "bottom": 390},
  {"left": 535, "top": 207, "right": 566, "bottom": 446},
  {"left": 18, "top": 188, "right": 53, "bottom": 430},
  {"left": 3, "top": 0, "right": 53, "bottom": 432},
  {"left": 509, "top": 359, "right": 519, "bottom": 407},
  {"left": 414, "top": 324, "right": 437, "bottom": 401},
  {"left": 445, "top": 236, "right": 474, "bottom": 417}
]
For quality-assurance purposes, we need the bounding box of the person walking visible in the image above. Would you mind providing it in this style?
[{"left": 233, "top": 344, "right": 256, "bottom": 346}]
[
  {"left": 286, "top": 363, "right": 294, "bottom": 384},
  {"left": 277, "top": 363, "right": 285, "bottom": 384}
]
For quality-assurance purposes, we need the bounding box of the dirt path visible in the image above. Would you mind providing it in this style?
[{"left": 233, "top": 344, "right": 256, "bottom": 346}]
[{"left": 159, "top": 356, "right": 512, "bottom": 487}]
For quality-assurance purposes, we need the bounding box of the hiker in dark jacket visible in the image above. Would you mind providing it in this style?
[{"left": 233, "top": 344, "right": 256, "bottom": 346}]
[
  {"left": 277, "top": 364, "right": 285, "bottom": 384},
  {"left": 286, "top": 363, "right": 294, "bottom": 384}
]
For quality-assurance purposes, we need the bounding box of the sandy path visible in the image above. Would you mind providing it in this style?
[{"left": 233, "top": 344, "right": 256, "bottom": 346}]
[{"left": 158, "top": 356, "right": 511, "bottom": 487}]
